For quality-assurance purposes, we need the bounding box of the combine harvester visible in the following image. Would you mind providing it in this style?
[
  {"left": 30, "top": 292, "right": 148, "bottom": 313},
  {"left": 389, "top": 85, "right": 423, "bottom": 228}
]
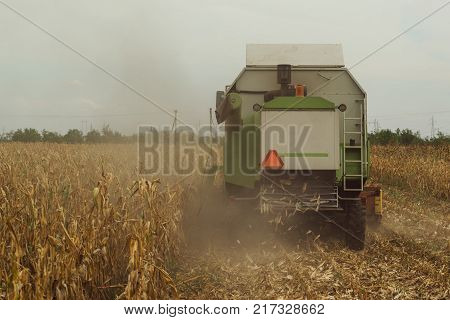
[{"left": 215, "top": 44, "right": 382, "bottom": 250}]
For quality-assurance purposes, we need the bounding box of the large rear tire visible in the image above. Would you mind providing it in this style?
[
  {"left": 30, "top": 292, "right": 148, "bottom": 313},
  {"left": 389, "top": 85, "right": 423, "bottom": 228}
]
[{"left": 345, "top": 200, "right": 366, "bottom": 250}]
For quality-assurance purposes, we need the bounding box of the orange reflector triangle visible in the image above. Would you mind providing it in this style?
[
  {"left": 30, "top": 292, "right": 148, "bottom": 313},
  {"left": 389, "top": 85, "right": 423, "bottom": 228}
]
[{"left": 262, "top": 149, "right": 284, "bottom": 169}]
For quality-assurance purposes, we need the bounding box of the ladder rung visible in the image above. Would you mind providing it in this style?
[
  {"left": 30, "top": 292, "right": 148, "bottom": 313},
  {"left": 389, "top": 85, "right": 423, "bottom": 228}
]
[{"left": 343, "top": 104, "right": 364, "bottom": 192}]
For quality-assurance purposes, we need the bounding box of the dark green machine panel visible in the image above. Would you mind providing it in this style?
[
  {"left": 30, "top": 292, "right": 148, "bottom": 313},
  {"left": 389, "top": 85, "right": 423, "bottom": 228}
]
[{"left": 224, "top": 111, "right": 261, "bottom": 188}]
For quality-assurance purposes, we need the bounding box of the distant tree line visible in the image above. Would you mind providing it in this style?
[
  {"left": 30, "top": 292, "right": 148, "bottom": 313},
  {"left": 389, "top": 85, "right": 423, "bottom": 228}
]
[
  {"left": 0, "top": 125, "right": 136, "bottom": 144},
  {"left": 368, "top": 128, "right": 449, "bottom": 145},
  {"left": 0, "top": 125, "right": 448, "bottom": 145}
]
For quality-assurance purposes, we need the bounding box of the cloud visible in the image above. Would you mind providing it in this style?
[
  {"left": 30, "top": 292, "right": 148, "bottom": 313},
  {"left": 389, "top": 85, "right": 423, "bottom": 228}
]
[
  {"left": 0, "top": 0, "right": 448, "bottom": 135},
  {"left": 70, "top": 79, "right": 83, "bottom": 86},
  {"left": 78, "top": 98, "right": 102, "bottom": 111}
]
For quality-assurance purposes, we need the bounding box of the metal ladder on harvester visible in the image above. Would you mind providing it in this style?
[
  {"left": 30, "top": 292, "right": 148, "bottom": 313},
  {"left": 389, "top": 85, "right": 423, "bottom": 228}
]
[{"left": 343, "top": 101, "right": 365, "bottom": 191}]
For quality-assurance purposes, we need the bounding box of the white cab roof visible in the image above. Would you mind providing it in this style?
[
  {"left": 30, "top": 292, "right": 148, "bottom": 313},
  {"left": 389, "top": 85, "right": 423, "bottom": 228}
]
[{"left": 246, "top": 44, "right": 345, "bottom": 67}]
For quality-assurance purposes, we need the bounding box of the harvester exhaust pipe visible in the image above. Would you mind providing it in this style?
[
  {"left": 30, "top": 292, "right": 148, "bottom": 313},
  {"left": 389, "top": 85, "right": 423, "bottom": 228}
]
[
  {"left": 277, "top": 64, "right": 291, "bottom": 96},
  {"left": 277, "top": 64, "right": 292, "bottom": 84}
]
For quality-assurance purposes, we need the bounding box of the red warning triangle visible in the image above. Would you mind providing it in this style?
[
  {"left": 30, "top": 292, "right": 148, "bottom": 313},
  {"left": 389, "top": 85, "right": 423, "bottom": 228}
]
[{"left": 262, "top": 150, "right": 284, "bottom": 169}]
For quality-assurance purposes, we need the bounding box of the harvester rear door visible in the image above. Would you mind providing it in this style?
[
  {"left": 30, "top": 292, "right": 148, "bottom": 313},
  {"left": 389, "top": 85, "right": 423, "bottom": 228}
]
[{"left": 261, "top": 97, "right": 339, "bottom": 171}]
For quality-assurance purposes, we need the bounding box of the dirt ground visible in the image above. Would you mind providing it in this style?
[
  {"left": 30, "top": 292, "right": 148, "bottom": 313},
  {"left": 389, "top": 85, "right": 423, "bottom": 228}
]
[{"left": 174, "top": 185, "right": 450, "bottom": 299}]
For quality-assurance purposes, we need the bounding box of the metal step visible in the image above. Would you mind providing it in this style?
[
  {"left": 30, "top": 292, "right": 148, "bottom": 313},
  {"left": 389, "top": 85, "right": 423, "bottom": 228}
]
[
  {"left": 344, "top": 146, "right": 362, "bottom": 148},
  {"left": 343, "top": 177, "right": 364, "bottom": 192},
  {"left": 344, "top": 131, "right": 362, "bottom": 134},
  {"left": 344, "top": 117, "right": 361, "bottom": 120}
]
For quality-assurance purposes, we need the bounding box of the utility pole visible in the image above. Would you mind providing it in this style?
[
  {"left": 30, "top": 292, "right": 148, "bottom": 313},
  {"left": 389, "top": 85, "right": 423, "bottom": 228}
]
[
  {"left": 80, "top": 120, "right": 88, "bottom": 134},
  {"left": 171, "top": 110, "right": 178, "bottom": 132},
  {"left": 431, "top": 116, "right": 435, "bottom": 139},
  {"left": 209, "top": 108, "right": 214, "bottom": 164},
  {"left": 209, "top": 108, "right": 213, "bottom": 139},
  {"left": 368, "top": 119, "right": 379, "bottom": 133}
]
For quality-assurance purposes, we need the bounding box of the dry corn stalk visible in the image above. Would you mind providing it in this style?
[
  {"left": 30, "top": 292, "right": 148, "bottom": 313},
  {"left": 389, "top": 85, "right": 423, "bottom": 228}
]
[{"left": 0, "top": 143, "right": 187, "bottom": 299}]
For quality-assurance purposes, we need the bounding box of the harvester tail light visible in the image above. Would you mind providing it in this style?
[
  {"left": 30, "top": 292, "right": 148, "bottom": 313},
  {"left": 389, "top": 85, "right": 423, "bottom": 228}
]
[
  {"left": 295, "top": 84, "right": 305, "bottom": 97},
  {"left": 262, "top": 150, "right": 284, "bottom": 170}
]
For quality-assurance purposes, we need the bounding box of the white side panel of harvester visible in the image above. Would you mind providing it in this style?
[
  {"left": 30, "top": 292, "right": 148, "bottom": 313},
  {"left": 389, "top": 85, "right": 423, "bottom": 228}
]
[{"left": 261, "top": 110, "right": 340, "bottom": 170}]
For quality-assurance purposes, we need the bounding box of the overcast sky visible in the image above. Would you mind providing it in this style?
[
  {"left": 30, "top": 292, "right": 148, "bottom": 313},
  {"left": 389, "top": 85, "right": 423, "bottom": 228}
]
[{"left": 1, "top": 0, "right": 449, "bottom": 136}]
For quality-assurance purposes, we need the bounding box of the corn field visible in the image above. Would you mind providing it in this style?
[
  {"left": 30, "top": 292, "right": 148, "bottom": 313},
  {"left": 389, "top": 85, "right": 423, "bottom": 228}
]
[
  {"left": 0, "top": 142, "right": 449, "bottom": 299},
  {"left": 0, "top": 143, "right": 188, "bottom": 299},
  {"left": 370, "top": 145, "right": 450, "bottom": 199}
]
